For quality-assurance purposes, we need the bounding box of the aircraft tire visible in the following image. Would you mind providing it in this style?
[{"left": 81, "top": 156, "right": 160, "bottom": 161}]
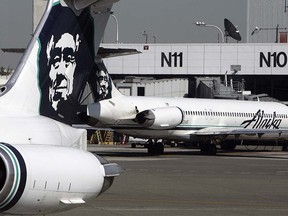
[
  {"left": 282, "top": 143, "right": 288, "bottom": 151},
  {"left": 200, "top": 144, "right": 217, "bottom": 155},
  {"left": 209, "top": 144, "right": 217, "bottom": 155},
  {"left": 148, "top": 142, "right": 164, "bottom": 155},
  {"left": 156, "top": 142, "right": 164, "bottom": 155},
  {"left": 220, "top": 142, "right": 237, "bottom": 151}
]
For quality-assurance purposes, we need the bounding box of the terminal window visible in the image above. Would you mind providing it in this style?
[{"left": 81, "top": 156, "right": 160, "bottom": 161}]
[{"left": 137, "top": 87, "right": 145, "bottom": 96}]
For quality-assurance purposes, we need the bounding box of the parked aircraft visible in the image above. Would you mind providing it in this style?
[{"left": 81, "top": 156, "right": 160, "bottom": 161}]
[
  {"left": 0, "top": 0, "right": 122, "bottom": 215},
  {"left": 87, "top": 61, "right": 288, "bottom": 155}
]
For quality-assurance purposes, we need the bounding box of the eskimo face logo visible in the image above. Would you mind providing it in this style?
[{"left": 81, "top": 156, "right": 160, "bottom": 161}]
[
  {"left": 241, "top": 109, "right": 282, "bottom": 129},
  {"left": 38, "top": 4, "right": 94, "bottom": 124},
  {"left": 96, "top": 69, "right": 109, "bottom": 100},
  {"left": 46, "top": 33, "right": 81, "bottom": 111}
]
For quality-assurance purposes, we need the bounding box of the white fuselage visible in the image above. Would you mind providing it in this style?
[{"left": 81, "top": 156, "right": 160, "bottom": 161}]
[
  {"left": 0, "top": 105, "right": 87, "bottom": 149},
  {"left": 88, "top": 95, "right": 288, "bottom": 141}
]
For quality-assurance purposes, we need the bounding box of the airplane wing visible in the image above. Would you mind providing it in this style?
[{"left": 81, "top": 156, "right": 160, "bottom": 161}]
[{"left": 193, "top": 127, "right": 287, "bottom": 138}]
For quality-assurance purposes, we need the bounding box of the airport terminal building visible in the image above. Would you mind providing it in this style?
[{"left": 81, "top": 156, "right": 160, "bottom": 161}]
[
  {"left": 100, "top": 0, "right": 288, "bottom": 101},
  {"left": 17, "top": 0, "right": 288, "bottom": 101},
  {"left": 103, "top": 43, "right": 288, "bottom": 101}
]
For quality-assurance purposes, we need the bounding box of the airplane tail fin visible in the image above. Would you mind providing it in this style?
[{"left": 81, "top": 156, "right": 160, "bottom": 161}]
[
  {"left": 88, "top": 60, "right": 123, "bottom": 102},
  {"left": 0, "top": 0, "right": 118, "bottom": 125}
]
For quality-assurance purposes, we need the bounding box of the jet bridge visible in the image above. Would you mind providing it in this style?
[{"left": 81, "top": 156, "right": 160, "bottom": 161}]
[{"left": 189, "top": 76, "right": 278, "bottom": 102}]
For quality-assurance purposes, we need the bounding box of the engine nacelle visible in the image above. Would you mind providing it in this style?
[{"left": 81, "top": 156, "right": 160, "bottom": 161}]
[
  {"left": 0, "top": 143, "right": 121, "bottom": 215},
  {"left": 136, "top": 106, "right": 184, "bottom": 130}
]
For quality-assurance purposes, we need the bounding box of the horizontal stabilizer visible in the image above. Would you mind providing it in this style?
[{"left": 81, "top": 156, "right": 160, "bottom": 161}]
[
  {"left": 1, "top": 47, "right": 141, "bottom": 59},
  {"left": 72, "top": 0, "right": 119, "bottom": 10},
  {"left": 1, "top": 48, "right": 25, "bottom": 53},
  {"left": 97, "top": 47, "right": 141, "bottom": 58}
]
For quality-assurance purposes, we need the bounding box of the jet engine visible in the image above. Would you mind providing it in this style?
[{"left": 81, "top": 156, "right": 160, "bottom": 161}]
[
  {"left": 136, "top": 106, "right": 184, "bottom": 129},
  {"left": 0, "top": 143, "right": 121, "bottom": 215}
]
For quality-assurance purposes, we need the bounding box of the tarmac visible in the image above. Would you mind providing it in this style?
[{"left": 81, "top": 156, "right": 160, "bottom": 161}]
[{"left": 51, "top": 145, "right": 288, "bottom": 216}]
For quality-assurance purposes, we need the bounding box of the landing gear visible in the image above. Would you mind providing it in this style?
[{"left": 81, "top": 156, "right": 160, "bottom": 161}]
[
  {"left": 200, "top": 143, "right": 217, "bottom": 155},
  {"left": 147, "top": 140, "right": 164, "bottom": 155},
  {"left": 220, "top": 141, "right": 237, "bottom": 151},
  {"left": 282, "top": 142, "right": 288, "bottom": 151}
]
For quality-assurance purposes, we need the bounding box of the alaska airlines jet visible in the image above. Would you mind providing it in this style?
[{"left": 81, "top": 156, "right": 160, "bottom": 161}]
[
  {"left": 0, "top": 0, "right": 122, "bottom": 215},
  {"left": 87, "top": 62, "right": 288, "bottom": 155}
]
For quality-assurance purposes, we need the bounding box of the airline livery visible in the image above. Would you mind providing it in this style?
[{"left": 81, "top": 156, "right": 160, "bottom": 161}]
[
  {"left": 0, "top": 0, "right": 122, "bottom": 215},
  {"left": 87, "top": 62, "right": 288, "bottom": 155}
]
